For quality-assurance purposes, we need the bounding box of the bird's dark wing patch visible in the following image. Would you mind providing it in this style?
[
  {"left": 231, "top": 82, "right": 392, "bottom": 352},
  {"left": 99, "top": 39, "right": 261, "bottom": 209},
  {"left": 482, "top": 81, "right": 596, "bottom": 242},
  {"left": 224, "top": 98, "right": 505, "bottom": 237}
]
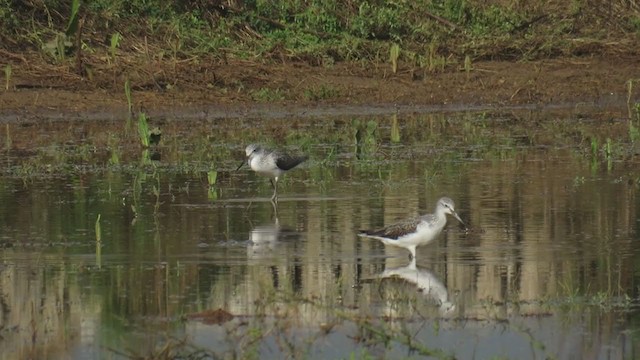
[
  {"left": 363, "top": 218, "right": 420, "bottom": 240},
  {"left": 276, "top": 154, "right": 308, "bottom": 170}
]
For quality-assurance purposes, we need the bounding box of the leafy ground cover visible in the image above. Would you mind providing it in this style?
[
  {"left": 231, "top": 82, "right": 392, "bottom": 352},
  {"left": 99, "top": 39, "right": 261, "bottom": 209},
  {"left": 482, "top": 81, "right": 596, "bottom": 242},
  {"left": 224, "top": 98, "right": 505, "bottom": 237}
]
[{"left": 1, "top": 0, "right": 639, "bottom": 114}]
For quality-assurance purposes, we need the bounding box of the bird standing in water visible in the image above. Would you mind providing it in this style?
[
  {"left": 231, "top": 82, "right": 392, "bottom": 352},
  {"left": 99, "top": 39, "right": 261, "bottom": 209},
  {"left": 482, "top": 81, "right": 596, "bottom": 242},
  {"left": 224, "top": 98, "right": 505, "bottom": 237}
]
[
  {"left": 358, "top": 197, "right": 465, "bottom": 260},
  {"left": 237, "top": 144, "right": 308, "bottom": 202}
]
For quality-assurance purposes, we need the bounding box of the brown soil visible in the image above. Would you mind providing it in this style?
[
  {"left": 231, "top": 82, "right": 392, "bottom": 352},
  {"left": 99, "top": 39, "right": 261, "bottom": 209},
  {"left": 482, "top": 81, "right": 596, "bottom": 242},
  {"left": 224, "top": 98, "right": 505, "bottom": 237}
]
[{"left": 1, "top": 54, "right": 639, "bottom": 120}]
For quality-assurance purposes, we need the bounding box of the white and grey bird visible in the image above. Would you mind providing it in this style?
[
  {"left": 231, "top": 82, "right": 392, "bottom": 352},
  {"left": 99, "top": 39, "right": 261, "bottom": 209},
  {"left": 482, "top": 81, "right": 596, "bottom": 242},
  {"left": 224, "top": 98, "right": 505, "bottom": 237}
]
[
  {"left": 237, "top": 144, "right": 308, "bottom": 201},
  {"left": 358, "top": 197, "right": 465, "bottom": 260}
]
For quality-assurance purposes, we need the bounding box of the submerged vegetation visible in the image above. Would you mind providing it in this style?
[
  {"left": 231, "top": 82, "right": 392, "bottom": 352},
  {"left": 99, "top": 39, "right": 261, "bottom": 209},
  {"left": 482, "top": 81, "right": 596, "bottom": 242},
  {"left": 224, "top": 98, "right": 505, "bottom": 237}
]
[
  {"left": 0, "top": 111, "right": 638, "bottom": 358},
  {"left": 2, "top": 109, "right": 638, "bottom": 186}
]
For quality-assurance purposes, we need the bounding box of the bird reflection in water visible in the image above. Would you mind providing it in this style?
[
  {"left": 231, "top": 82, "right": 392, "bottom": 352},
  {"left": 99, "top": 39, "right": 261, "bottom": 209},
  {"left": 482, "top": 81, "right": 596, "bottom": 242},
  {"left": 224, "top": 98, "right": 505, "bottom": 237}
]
[
  {"left": 246, "top": 209, "right": 304, "bottom": 293},
  {"left": 246, "top": 209, "right": 302, "bottom": 261},
  {"left": 376, "top": 258, "right": 455, "bottom": 315}
]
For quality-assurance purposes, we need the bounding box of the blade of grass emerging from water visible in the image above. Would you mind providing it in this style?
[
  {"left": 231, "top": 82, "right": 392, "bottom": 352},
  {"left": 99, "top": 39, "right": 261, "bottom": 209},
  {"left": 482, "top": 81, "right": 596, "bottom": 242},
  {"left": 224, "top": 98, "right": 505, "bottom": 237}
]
[
  {"left": 95, "top": 213, "right": 102, "bottom": 268},
  {"left": 124, "top": 79, "right": 132, "bottom": 115},
  {"left": 138, "top": 112, "right": 150, "bottom": 148}
]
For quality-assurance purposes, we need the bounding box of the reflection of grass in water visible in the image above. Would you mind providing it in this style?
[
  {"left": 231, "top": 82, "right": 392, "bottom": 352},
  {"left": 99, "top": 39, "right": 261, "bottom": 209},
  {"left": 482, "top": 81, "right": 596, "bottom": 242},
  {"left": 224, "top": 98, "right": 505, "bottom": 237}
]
[
  {"left": 338, "top": 312, "right": 455, "bottom": 359},
  {"left": 99, "top": 271, "right": 636, "bottom": 360},
  {"left": 4, "top": 112, "right": 638, "bottom": 358},
  {"left": 142, "top": 294, "right": 457, "bottom": 359},
  {"left": 554, "top": 272, "right": 633, "bottom": 313}
]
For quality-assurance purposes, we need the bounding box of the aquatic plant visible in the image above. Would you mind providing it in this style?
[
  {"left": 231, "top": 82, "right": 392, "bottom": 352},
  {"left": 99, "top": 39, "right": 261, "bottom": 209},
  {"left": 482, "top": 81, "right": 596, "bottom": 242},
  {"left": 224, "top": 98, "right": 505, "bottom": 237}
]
[
  {"left": 354, "top": 119, "right": 379, "bottom": 159},
  {"left": 590, "top": 137, "right": 599, "bottom": 157},
  {"left": 149, "top": 127, "right": 162, "bottom": 145},
  {"left": 603, "top": 138, "right": 613, "bottom": 171},
  {"left": 152, "top": 173, "right": 161, "bottom": 215},
  {"left": 207, "top": 170, "right": 217, "bottom": 187},
  {"left": 137, "top": 112, "right": 150, "bottom": 148},
  {"left": 390, "top": 113, "right": 400, "bottom": 143},
  {"left": 336, "top": 311, "right": 455, "bottom": 360},
  {"left": 107, "top": 134, "right": 120, "bottom": 165},
  {"left": 124, "top": 79, "right": 132, "bottom": 115},
  {"left": 95, "top": 213, "right": 102, "bottom": 268},
  {"left": 207, "top": 170, "right": 218, "bottom": 200},
  {"left": 95, "top": 214, "right": 101, "bottom": 243}
]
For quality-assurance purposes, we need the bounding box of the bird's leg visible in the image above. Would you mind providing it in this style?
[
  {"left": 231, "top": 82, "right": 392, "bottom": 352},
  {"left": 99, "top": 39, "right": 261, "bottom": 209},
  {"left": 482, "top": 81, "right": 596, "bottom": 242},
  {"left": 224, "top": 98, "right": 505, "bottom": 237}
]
[
  {"left": 408, "top": 246, "right": 416, "bottom": 262},
  {"left": 270, "top": 199, "right": 279, "bottom": 218},
  {"left": 408, "top": 256, "right": 417, "bottom": 269},
  {"left": 270, "top": 178, "right": 279, "bottom": 202}
]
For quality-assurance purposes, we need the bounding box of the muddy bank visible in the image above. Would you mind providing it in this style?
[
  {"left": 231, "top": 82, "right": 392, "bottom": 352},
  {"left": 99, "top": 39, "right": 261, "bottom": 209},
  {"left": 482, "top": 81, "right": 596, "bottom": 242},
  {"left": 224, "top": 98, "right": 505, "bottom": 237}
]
[{"left": 1, "top": 56, "right": 639, "bottom": 121}]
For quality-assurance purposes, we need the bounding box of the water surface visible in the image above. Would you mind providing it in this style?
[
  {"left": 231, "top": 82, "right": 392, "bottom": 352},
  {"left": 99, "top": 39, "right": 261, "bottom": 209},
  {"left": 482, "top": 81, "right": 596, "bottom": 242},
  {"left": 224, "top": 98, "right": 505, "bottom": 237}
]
[{"left": 1, "top": 109, "right": 639, "bottom": 359}]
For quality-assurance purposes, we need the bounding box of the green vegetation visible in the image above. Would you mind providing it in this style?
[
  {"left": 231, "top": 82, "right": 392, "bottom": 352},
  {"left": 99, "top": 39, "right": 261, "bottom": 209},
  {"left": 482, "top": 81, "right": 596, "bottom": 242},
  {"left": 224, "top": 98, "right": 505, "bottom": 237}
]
[
  {"left": 4, "top": 108, "right": 637, "bottom": 182},
  {"left": 124, "top": 79, "right": 132, "bottom": 115},
  {"left": 109, "top": 32, "right": 122, "bottom": 64},
  {"left": 207, "top": 170, "right": 218, "bottom": 200},
  {"left": 389, "top": 43, "right": 400, "bottom": 74},
  {"left": 3, "top": 64, "right": 10, "bottom": 90},
  {"left": 137, "top": 112, "right": 150, "bottom": 148},
  {"left": 95, "top": 213, "right": 102, "bottom": 267},
  {"left": 303, "top": 84, "right": 340, "bottom": 101},
  {"left": 251, "top": 87, "right": 286, "bottom": 102},
  {"left": 1, "top": 1, "right": 638, "bottom": 72},
  {"left": 0, "top": 110, "right": 637, "bottom": 358}
]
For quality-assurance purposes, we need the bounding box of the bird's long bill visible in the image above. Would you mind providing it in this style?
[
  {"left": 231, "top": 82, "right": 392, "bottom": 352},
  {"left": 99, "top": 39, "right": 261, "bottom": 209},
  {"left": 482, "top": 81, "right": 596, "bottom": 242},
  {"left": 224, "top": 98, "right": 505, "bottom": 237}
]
[
  {"left": 451, "top": 211, "right": 465, "bottom": 227},
  {"left": 236, "top": 160, "right": 246, "bottom": 171}
]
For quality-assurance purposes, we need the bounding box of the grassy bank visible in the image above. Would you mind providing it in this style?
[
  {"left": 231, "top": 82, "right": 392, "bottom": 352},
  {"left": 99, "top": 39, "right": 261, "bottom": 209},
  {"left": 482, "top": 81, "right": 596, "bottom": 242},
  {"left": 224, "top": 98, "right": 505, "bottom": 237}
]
[
  {"left": 2, "top": 0, "right": 639, "bottom": 66},
  {"left": 1, "top": 0, "right": 639, "bottom": 103}
]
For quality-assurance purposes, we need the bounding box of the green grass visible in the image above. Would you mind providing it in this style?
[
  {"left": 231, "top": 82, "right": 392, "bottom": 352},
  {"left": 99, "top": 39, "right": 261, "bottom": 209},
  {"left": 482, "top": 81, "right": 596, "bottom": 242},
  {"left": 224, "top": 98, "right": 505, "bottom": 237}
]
[
  {"left": 124, "top": 79, "right": 132, "bottom": 115},
  {"left": 0, "top": 1, "right": 637, "bottom": 69},
  {"left": 109, "top": 32, "right": 121, "bottom": 64},
  {"left": 390, "top": 43, "right": 400, "bottom": 73},
  {"left": 303, "top": 84, "right": 340, "bottom": 101},
  {"left": 3, "top": 64, "right": 10, "bottom": 90},
  {"left": 251, "top": 87, "right": 286, "bottom": 102},
  {"left": 137, "top": 112, "right": 150, "bottom": 148}
]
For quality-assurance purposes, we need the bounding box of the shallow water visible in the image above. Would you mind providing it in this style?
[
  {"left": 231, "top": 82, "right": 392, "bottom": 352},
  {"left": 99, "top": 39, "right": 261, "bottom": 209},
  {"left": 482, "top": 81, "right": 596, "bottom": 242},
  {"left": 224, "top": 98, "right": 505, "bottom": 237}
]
[{"left": 0, "top": 109, "right": 639, "bottom": 359}]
